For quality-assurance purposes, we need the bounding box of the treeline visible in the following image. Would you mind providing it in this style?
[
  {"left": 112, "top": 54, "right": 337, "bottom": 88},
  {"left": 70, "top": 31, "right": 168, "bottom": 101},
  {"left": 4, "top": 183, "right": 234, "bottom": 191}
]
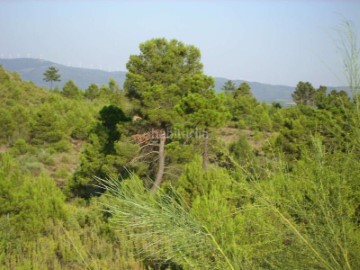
[{"left": 0, "top": 37, "right": 359, "bottom": 269}]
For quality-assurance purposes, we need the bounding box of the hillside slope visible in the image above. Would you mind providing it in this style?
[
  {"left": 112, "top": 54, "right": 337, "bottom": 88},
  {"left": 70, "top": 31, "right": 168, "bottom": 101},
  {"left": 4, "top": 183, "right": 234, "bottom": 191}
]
[
  {"left": 0, "top": 58, "right": 126, "bottom": 90},
  {"left": 1, "top": 58, "right": 295, "bottom": 101}
]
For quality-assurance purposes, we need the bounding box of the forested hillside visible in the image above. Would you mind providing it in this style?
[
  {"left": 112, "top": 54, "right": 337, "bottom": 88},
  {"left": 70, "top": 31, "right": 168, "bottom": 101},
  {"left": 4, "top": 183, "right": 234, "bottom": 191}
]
[{"left": 0, "top": 37, "right": 359, "bottom": 269}]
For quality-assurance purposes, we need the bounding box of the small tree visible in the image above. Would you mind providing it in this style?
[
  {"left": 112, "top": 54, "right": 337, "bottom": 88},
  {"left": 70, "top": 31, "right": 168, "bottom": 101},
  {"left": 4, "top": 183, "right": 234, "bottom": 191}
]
[
  {"left": 222, "top": 80, "right": 236, "bottom": 95},
  {"left": 84, "top": 83, "right": 100, "bottom": 100},
  {"left": 43, "top": 66, "right": 61, "bottom": 90},
  {"left": 234, "top": 82, "right": 253, "bottom": 98},
  {"left": 314, "top": 85, "right": 328, "bottom": 109},
  {"left": 62, "top": 80, "right": 82, "bottom": 99},
  {"left": 176, "top": 92, "right": 230, "bottom": 170},
  {"left": 292, "top": 81, "right": 315, "bottom": 106}
]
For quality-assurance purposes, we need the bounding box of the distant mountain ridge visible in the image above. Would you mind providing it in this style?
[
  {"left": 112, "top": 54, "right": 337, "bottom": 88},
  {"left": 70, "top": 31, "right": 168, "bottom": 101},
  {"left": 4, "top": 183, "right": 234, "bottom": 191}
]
[
  {"left": 0, "top": 58, "right": 345, "bottom": 102},
  {"left": 214, "top": 77, "right": 296, "bottom": 103},
  {"left": 0, "top": 58, "right": 126, "bottom": 90}
]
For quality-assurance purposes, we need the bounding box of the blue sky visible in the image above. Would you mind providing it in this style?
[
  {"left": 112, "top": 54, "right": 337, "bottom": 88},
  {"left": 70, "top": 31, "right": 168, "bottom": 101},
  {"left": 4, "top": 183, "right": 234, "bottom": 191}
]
[{"left": 0, "top": 0, "right": 359, "bottom": 86}]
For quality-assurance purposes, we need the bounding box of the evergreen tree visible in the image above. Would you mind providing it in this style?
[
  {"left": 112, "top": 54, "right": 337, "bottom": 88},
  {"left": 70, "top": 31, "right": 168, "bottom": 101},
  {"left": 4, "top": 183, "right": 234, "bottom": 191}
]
[
  {"left": 43, "top": 66, "right": 61, "bottom": 90},
  {"left": 230, "top": 83, "right": 258, "bottom": 124},
  {"left": 84, "top": 83, "right": 100, "bottom": 100},
  {"left": 98, "top": 105, "right": 129, "bottom": 153},
  {"left": 62, "top": 80, "right": 82, "bottom": 99},
  {"left": 124, "top": 38, "right": 215, "bottom": 190},
  {"left": 292, "top": 81, "right": 316, "bottom": 106},
  {"left": 314, "top": 85, "right": 328, "bottom": 109},
  {"left": 176, "top": 92, "right": 230, "bottom": 169},
  {"left": 108, "top": 78, "right": 121, "bottom": 93},
  {"left": 222, "top": 80, "right": 236, "bottom": 95},
  {"left": 69, "top": 105, "right": 132, "bottom": 198},
  {"left": 176, "top": 92, "right": 230, "bottom": 128},
  {"left": 124, "top": 38, "right": 214, "bottom": 127},
  {"left": 30, "top": 105, "right": 64, "bottom": 145},
  {"left": 234, "top": 82, "right": 252, "bottom": 98}
]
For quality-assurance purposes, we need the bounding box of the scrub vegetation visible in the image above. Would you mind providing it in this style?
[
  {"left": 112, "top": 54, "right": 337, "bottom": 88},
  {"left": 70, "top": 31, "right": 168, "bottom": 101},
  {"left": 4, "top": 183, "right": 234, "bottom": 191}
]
[{"left": 0, "top": 22, "right": 359, "bottom": 269}]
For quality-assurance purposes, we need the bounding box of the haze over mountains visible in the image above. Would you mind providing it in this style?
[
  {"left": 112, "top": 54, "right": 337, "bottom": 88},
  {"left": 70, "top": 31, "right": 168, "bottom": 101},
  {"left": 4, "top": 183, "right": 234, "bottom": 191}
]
[{"left": 0, "top": 58, "right": 345, "bottom": 102}]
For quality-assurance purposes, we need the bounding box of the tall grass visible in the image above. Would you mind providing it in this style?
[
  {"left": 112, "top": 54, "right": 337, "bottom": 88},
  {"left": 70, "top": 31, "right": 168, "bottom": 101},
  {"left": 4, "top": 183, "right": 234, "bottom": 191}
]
[
  {"left": 257, "top": 138, "right": 359, "bottom": 269},
  {"left": 100, "top": 176, "right": 236, "bottom": 269},
  {"left": 337, "top": 20, "right": 360, "bottom": 150}
]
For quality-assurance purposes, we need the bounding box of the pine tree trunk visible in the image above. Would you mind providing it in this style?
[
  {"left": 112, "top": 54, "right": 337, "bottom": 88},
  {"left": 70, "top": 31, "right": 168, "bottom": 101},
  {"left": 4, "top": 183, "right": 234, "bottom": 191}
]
[
  {"left": 202, "top": 130, "right": 209, "bottom": 171},
  {"left": 150, "top": 130, "right": 166, "bottom": 192}
]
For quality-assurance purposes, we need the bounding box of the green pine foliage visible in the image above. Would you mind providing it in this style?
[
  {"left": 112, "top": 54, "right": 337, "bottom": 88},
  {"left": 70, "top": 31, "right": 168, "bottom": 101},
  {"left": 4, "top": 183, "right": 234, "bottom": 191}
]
[
  {"left": 43, "top": 66, "right": 61, "bottom": 90},
  {"left": 124, "top": 38, "right": 215, "bottom": 128},
  {"left": 62, "top": 80, "right": 83, "bottom": 99},
  {"left": 222, "top": 80, "right": 237, "bottom": 95},
  {"left": 68, "top": 105, "right": 139, "bottom": 198}
]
